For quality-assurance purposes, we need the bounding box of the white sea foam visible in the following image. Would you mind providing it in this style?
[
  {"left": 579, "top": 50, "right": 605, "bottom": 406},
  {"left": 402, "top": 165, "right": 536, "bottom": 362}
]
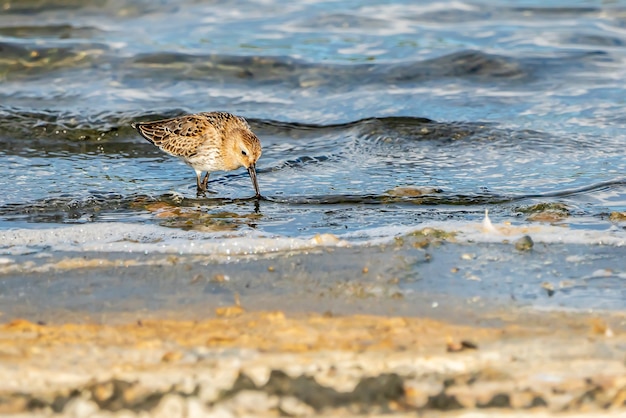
[
  {"left": 1, "top": 211, "right": 624, "bottom": 259},
  {"left": 0, "top": 223, "right": 347, "bottom": 257}
]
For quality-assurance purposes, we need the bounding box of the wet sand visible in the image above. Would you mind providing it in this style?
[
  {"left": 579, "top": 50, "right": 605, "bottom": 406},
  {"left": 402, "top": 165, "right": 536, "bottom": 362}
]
[{"left": 1, "top": 230, "right": 625, "bottom": 416}]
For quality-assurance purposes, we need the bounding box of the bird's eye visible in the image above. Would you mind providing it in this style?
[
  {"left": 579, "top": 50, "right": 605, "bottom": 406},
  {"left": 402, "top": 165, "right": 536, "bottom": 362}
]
[{"left": 241, "top": 150, "right": 247, "bottom": 156}]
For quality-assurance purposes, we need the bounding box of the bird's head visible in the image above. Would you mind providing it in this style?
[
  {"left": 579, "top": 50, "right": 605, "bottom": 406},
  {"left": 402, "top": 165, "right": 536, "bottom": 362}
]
[
  {"left": 226, "top": 128, "right": 262, "bottom": 197},
  {"left": 230, "top": 129, "right": 262, "bottom": 169}
]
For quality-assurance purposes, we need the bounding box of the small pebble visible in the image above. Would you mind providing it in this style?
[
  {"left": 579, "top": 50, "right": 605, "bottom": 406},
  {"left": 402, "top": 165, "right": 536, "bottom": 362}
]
[
  {"left": 63, "top": 398, "right": 99, "bottom": 418},
  {"left": 189, "top": 274, "right": 203, "bottom": 284},
  {"left": 515, "top": 235, "right": 534, "bottom": 251},
  {"left": 161, "top": 351, "right": 183, "bottom": 363},
  {"left": 280, "top": 396, "right": 315, "bottom": 416},
  {"left": 447, "top": 338, "right": 479, "bottom": 352},
  {"left": 152, "top": 394, "right": 185, "bottom": 418},
  {"left": 212, "top": 274, "right": 229, "bottom": 282}
]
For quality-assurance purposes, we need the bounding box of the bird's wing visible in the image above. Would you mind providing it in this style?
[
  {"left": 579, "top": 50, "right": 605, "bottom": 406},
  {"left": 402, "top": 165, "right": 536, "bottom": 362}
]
[{"left": 132, "top": 114, "right": 220, "bottom": 158}]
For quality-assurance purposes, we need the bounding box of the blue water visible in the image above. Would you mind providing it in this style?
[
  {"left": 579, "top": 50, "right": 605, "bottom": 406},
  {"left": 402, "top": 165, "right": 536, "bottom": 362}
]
[{"left": 0, "top": 0, "right": 625, "bottom": 315}]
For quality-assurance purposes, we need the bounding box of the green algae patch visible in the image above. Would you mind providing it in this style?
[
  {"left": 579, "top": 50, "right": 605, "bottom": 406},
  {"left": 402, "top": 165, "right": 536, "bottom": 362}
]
[
  {"left": 517, "top": 202, "right": 570, "bottom": 222},
  {"left": 405, "top": 227, "right": 457, "bottom": 249},
  {"left": 386, "top": 186, "right": 441, "bottom": 197},
  {"left": 409, "top": 227, "right": 456, "bottom": 241}
]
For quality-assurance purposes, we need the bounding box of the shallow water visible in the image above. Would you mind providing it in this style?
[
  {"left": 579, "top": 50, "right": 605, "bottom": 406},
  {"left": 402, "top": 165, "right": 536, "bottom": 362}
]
[{"left": 0, "top": 0, "right": 625, "bottom": 317}]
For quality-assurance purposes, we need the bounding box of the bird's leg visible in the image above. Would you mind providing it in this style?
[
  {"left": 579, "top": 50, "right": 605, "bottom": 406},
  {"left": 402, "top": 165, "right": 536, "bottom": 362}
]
[
  {"left": 201, "top": 173, "right": 218, "bottom": 194},
  {"left": 201, "top": 173, "right": 210, "bottom": 191},
  {"left": 196, "top": 172, "right": 206, "bottom": 196}
]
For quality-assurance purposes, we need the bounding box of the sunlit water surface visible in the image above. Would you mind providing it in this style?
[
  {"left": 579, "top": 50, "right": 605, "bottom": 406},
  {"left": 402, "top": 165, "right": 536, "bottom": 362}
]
[{"left": 0, "top": 0, "right": 625, "bottom": 315}]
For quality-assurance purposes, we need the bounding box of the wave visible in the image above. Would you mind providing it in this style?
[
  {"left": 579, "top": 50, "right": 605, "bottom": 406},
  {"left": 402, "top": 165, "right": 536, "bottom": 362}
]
[
  {"left": 1, "top": 178, "right": 624, "bottom": 226},
  {"left": 128, "top": 49, "right": 532, "bottom": 84},
  {"left": 0, "top": 24, "right": 103, "bottom": 39},
  {"left": 1, "top": 37, "right": 607, "bottom": 86},
  {"left": 0, "top": 106, "right": 600, "bottom": 163},
  {"left": 0, "top": 105, "right": 503, "bottom": 141}
]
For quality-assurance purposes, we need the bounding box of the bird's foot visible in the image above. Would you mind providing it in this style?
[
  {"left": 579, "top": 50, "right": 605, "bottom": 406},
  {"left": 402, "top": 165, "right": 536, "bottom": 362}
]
[{"left": 196, "top": 188, "right": 217, "bottom": 197}]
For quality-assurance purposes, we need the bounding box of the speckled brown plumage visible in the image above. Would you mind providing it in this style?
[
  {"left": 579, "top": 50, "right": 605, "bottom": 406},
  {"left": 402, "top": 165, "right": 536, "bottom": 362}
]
[{"left": 131, "top": 112, "right": 262, "bottom": 197}]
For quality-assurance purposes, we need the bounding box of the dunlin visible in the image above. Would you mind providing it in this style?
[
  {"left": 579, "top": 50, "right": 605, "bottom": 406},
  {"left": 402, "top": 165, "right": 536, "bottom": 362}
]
[{"left": 131, "top": 112, "right": 262, "bottom": 197}]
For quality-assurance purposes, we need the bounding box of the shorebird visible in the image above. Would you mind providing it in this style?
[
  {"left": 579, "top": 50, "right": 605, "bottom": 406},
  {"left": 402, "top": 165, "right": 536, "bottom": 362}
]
[{"left": 131, "top": 112, "right": 262, "bottom": 197}]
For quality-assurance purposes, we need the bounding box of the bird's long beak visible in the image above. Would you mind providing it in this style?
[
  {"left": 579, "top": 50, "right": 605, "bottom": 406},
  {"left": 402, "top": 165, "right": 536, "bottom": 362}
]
[{"left": 247, "top": 164, "right": 261, "bottom": 198}]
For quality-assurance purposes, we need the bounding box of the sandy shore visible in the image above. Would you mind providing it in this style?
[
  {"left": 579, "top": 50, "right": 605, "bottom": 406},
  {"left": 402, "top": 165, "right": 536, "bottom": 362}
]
[
  {"left": 1, "top": 227, "right": 625, "bottom": 416},
  {"left": 1, "top": 307, "right": 625, "bottom": 417}
]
